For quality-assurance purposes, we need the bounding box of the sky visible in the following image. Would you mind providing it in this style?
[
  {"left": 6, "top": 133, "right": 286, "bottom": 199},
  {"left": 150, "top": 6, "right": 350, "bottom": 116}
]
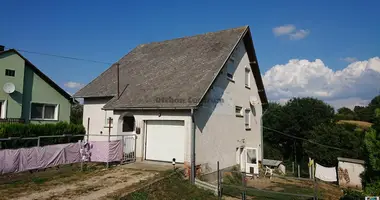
[{"left": 1, "top": 0, "right": 379, "bottom": 109}]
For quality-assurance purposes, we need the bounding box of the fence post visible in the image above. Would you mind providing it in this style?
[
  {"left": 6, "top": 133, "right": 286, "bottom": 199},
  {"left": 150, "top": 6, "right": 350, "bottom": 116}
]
[
  {"left": 292, "top": 162, "right": 294, "bottom": 174},
  {"left": 120, "top": 135, "right": 124, "bottom": 165},
  {"left": 87, "top": 117, "right": 90, "bottom": 142},
  {"left": 298, "top": 164, "right": 300, "bottom": 178},
  {"left": 241, "top": 172, "right": 246, "bottom": 200},
  {"left": 217, "top": 161, "right": 221, "bottom": 200},
  {"left": 37, "top": 136, "right": 40, "bottom": 147},
  {"left": 106, "top": 117, "right": 111, "bottom": 169},
  {"left": 313, "top": 176, "right": 318, "bottom": 200}
]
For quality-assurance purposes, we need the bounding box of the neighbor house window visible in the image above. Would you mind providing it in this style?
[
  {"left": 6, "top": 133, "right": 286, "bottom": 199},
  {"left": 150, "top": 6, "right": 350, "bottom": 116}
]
[
  {"left": 31, "top": 103, "right": 58, "bottom": 120},
  {"left": 104, "top": 111, "right": 113, "bottom": 128},
  {"left": 244, "top": 109, "right": 251, "bottom": 129},
  {"left": 0, "top": 101, "right": 3, "bottom": 119},
  {"left": 122, "top": 116, "right": 135, "bottom": 132},
  {"left": 5, "top": 69, "right": 15, "bottom": 77},
  {"left": 235, "top": 106, "right": 243, "bottom": 117},
  {"left": 245, "top": 67, "right": 250, "bottom": 88},
  {"left": 227, "top": 58, "right": 235, "bottom": 80}
]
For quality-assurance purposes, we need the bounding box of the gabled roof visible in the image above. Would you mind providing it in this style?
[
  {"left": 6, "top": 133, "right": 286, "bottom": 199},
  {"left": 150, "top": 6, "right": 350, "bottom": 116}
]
[
  {"left": 0, "top": 49, "right": 75, "bottom": 103},
  {"left": 74, "top": 26, "right": 268, "bottom": 109}
]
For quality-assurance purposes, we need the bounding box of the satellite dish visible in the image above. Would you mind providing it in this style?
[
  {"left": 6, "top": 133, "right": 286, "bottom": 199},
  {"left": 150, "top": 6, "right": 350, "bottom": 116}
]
[
  {"left": 3, "top": 82, "right": 15, "bottom": 94},
  {"left": 250, "top": 96, "right": 258, "bottom": 105}
]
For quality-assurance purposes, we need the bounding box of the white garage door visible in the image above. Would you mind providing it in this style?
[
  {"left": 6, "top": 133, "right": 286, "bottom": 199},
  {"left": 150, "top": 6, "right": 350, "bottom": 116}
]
[{"left": 145, "top": 120, "right": 185, "bottom": 163}]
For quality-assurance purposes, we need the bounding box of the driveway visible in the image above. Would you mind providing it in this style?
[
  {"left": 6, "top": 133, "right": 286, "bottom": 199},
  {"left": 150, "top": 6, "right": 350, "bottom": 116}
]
[{"left": 1, "top": 163, "right": 173, "bottom": 200}]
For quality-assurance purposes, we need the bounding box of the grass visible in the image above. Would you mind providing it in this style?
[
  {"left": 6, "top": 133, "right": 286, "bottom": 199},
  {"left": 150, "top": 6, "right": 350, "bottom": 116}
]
[
  {"left": 120, "top": 172, "right": 218, "bottom": 200},
  {"left": 337, "top": 120, "right": 373, "bottom": 129},
  {"left": 0, "top": 163, "right": 104, "bottom": 199}
]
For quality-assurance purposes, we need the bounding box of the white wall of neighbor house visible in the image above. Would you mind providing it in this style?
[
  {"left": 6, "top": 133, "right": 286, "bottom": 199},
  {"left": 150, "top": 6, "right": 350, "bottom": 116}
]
[
  {"left": 194, "top": 40, "right": 263, "bottom": 173},
  {"left": 82, "top": 97, "right": 116, "bottom": 141},
  {"left": 113, "top": 110, "right": 192, "bottom": 162},
  {"left": 338, "top": 160, "right": 365, "bottom": 189}
]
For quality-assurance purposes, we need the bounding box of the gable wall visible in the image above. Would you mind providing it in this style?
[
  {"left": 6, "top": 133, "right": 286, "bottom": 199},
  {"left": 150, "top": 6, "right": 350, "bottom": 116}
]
[{"left": 194, "top": 39, "right": 263, "bottom": 173}]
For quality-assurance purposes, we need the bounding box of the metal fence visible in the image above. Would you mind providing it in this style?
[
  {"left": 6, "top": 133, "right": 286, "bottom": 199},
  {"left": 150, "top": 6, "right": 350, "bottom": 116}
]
[
  {"left": 0, "top": 118, "right": 25, "bottom": 124},
  {"left": 0, "top": 133, "right": 137, "bottom": 165},
  {"left": 213, "top": 162, "right": 319, "bottom": 200}
]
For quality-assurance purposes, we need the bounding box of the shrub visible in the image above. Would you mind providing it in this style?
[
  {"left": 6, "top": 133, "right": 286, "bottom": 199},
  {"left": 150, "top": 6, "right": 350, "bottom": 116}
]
[{"left": 0, "top": 122, "right": 85, "bottom": 149}]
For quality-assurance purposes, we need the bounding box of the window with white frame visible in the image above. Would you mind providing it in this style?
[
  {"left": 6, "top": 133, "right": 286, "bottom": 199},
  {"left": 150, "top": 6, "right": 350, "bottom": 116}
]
[
  {"left": 235, "top": 106, "right": 243, "bottom": 117},
  {"left": 244, "top": 108, "right": 251, "bottom": 129},
  {"left": 245, "top": 67, "right": 250, "bottom": 88},
  {"left": 0, "top": 100, "right": 4, "bottom": 119},
  {"left": 30, "top": 103, "right": 58, "bottom": 120},
  {"left": 227, "top": 58, "right": 235, "bottom": 80}
]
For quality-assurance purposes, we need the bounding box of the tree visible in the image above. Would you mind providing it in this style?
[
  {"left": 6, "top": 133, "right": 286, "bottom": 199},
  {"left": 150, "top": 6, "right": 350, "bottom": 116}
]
[
  {"left": 303, "top": 123, "right": 365, "bottom": 166},
  {"left": 362, "top": 106, "right": 380, "bottom": 195},
  {"left": 281, "top": 97, "right": 335, "bottom": 162},
  {"left": 335, "top": 107, "right": 356, "bottom": 120},
  {"left": 354, "top": 106, "right": 373, "bottom": 122},
  {"left": 70, "top": 104, "right": 83, "bottom": 125}
]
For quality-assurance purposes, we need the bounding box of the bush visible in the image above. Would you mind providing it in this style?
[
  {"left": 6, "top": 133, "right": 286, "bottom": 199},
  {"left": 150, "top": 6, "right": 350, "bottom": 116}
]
[
  {"left": 0, "top": 122, "right": 85, "bottom": 149},
  {"left": 340, "top": 189, "right": 365, "bottom": 200}
]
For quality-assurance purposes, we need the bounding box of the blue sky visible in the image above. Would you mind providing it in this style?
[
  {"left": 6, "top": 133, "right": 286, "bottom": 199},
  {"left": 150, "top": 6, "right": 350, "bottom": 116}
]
[{"left": 1, "top": 0, "right": 379, "bottom": 108}]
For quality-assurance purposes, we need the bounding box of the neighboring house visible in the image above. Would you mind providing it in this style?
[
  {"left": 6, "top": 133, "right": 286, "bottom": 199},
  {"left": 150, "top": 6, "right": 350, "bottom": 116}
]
[
  {"left": 337, "top": 157, "right": 365, "bottom": 190},
  {"left": 0, "top": 46, "right": 74, "bottom": 123},
  {"left": 74, "top": 26, "right": 268, "bottom": 174}
]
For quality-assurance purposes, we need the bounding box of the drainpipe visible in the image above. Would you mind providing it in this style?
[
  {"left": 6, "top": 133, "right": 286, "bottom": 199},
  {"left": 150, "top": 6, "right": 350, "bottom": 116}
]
[{"left": 190, "top": 108, "right": 196, "bottom": 184}]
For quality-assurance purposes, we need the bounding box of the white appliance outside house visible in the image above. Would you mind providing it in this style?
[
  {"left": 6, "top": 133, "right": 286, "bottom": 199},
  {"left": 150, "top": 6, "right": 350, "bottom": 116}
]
[
  {"left": 145, "top": 120, "right": 186, "bottom": 163},
  {"left": 240, "top": 147, "right": 259, "bottom": 175}
]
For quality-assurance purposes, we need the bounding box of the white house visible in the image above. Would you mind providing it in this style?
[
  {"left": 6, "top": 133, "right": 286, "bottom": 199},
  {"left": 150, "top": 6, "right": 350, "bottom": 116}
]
[{"left": 74, "top": 26, "right": 268, "bottom": 176}]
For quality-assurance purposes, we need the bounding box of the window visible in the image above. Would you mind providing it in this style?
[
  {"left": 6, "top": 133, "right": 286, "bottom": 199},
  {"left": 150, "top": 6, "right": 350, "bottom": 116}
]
[
  {"left": 247, "top": 148, "right": 257, "bottom": 164},
  {"left": 245, "top": 67, "right": 250, "bottom": 88},
  {"left": 227, "top": 58, "right": 235, "bottom": 81},
  {"left": 31, "top": 103, "right": 58, "bottom": 120},
  {"left": 122, "top": 116, "right": 135, "bottom": 132},
  {"left": 5, "top": 69, "right": 15, "bottom": 77},
  {"left": 0, "top": 101, "right": 3, "bottom": 119},
  {"left": 244, "top": 109, "right": 251, "bottom": 129},
  {"left": 235, "top": 106, "right": 243, "bottom": 117}
]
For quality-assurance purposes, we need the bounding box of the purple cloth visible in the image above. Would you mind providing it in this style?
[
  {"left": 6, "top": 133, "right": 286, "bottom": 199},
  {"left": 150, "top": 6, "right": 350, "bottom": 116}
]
[
  {"left": 0, "top": 140, "right": 123, "bottom": 175},
  {"left": 89, "top": 140, "right": 123, "bottom": 162},
  {"left": 0, "top": 143, "right": 81, "bottom": 174}
]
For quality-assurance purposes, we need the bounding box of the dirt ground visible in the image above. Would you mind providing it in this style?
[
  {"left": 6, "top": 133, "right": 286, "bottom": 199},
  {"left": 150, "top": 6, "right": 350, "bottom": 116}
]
[{"left": 0, "top": 164, "right": 168, "bottom": 200}]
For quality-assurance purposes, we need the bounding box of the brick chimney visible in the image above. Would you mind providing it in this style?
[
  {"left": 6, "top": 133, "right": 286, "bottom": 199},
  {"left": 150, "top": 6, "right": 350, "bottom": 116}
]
[{"left": 0, "top": 45, "right": 4, "bottom": 52}]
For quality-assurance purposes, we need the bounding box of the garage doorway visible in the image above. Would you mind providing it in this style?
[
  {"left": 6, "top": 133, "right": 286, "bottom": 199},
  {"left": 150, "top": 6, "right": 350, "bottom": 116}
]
[{"left": 145, "top": 120, "right": 185, "bottom": 163}]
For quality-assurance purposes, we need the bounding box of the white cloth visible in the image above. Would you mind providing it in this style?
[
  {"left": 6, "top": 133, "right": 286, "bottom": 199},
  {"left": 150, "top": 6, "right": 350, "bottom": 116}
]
[{"left": 315, "top": 163, "right": 337, "bottom": 182}]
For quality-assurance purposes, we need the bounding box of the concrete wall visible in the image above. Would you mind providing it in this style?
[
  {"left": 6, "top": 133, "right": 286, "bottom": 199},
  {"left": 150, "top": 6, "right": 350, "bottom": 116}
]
[
  {"left": 0, "top": 51, "right": 25, "bottom": 118},
  {"left": 26, "top": 65, "right": 71, "bottom": 123},
  {"left": 0, "top": 51, "right": 71, "bottom": 122},
  {"left": 194, "top": 40, "right": 263, "bottom": 173},
  {"left": 82, "top": 97, "right": 114, "bottom": 141},
  {"left": 113, "top": 110, "right": 192, "bottom": 162},
  {"left": 338, "top": 161, "right": 365, "bottom": 189}
]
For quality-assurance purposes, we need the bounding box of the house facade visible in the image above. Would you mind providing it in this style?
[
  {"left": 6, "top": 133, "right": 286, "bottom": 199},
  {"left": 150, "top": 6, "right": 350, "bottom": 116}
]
[
  {"left": 75, "top": 26, "right": 267, "bottom": 174},
  {"left": 0, "top": 47, "right": 74, "bottom": 123}
]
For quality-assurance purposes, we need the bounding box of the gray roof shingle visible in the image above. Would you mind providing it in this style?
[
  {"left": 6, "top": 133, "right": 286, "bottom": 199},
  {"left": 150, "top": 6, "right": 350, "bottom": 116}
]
[{"left": 74, "top": 26, "right": 267, "bottom": 109}]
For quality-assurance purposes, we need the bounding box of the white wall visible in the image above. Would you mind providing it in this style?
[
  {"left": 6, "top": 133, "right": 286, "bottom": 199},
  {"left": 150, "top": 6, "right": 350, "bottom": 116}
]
[
  {"left": 338, "top": 161, "right": 365, "bottom": 189},
  {"left": 113, "top": 110, "right": 192, "bottom": 162},
  {"left": 195, "top": 40, "right": 263, "bottom": 173},
  {"left": 82, "top": 97, "right": 115, "bottom": 141}
]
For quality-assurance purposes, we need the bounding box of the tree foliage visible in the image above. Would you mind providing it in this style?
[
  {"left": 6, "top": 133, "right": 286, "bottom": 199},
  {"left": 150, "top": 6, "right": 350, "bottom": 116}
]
[
  {"left": 303, "top": 123, "right": 365, "bottom": 166},
  {"left": 70, "top": 104, "right": 83, "bottom": 125},
  {"left": 335, "top": 107, "right": 356, "bottom": 120}
]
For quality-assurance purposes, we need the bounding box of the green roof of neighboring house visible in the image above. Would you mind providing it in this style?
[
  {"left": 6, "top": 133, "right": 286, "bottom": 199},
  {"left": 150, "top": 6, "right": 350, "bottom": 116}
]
[{"left": 0, "top": 49, "right": 76, "bottom": 104}]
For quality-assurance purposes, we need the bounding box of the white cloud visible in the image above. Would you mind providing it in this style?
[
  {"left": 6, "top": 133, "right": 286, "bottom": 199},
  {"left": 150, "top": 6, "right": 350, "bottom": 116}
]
[
  {"left": 341, "top": 57, "right": 358, "bottom": 63},
  {"left": 263, "top": 57, "right": 380, "bottom": 108},
  {"left": 289, "top": 29, "right": 310, "bottom": 40},
  {"left": 64, "top": 81, "right": 85, "bottom": 89},
  {"left": 273, "top": 24, "right": 296, "bottom": 36},
  {"left": 273, "top": 24, "right": 310, "bottom": 40}
]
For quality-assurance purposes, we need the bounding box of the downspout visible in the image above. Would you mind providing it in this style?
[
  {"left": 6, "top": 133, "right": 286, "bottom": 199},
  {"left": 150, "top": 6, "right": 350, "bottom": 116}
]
[{"left": 190, "top": 108, "right": 196, "bottom": 184}]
